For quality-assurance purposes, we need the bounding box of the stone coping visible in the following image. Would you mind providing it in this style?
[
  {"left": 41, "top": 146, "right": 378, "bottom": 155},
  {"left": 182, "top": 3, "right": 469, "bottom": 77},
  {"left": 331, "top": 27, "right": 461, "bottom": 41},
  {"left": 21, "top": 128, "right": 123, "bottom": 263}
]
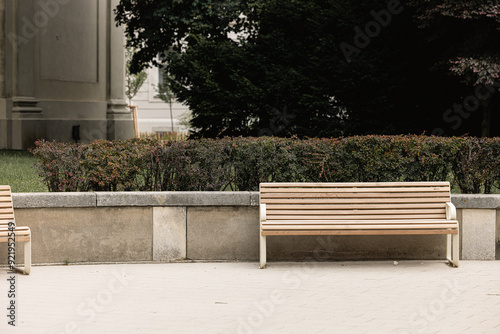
[
  {"left": 11, "top": 192, "right": 500, "bottom": 209},
  {"left": 451, "top": 194, "right": 500, "bottom": 209},
  {"left": 13, "top": 191, "right": 259, "bottom": 208}
]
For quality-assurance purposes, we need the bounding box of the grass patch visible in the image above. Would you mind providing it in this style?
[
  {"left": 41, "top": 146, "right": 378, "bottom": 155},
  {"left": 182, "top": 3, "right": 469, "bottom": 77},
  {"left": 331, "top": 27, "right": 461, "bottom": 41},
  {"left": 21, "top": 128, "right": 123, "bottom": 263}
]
[{"left": 0, "top": 150, "right": 47, "bottom": 192}]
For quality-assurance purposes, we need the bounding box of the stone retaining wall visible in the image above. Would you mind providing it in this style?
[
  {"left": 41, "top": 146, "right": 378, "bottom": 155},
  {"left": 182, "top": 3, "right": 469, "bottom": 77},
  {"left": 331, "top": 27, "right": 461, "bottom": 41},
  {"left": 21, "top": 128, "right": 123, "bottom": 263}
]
[{"left": 1, "top": 192, "right": 498, "bottom": 265}]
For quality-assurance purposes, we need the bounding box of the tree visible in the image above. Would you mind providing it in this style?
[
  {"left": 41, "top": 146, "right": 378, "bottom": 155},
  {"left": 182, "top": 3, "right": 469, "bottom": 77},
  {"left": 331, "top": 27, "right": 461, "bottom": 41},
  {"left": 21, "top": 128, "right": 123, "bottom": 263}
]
[
  {"left": 116, "top": 0, "right": 498, "bottom": 138},
  {"left": 125, "top": 46, "right": 147, "bottom": 107},
  {"left": 410, "top": 0, "right": 500, "bottom": 136},
  {"left": 155, "top": 69, "right": 176, "bottom": 132}
]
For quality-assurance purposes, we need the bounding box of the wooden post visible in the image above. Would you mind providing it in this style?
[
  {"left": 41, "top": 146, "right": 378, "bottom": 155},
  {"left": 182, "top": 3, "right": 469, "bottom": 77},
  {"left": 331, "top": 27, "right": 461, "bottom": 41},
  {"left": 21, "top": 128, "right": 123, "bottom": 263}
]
[{"left": 130, "top": 105, "right": 139, "bottom": 138}]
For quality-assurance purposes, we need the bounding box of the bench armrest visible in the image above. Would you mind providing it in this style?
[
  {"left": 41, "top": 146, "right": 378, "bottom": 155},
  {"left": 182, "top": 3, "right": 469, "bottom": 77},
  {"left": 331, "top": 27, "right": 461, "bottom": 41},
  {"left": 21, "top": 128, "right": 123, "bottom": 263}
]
[
  {"left": 446, "top": 202, "right": 456, "bottom": 220},
  {"left": 260, "top": 204, "right": 266, "bottom": 222}
]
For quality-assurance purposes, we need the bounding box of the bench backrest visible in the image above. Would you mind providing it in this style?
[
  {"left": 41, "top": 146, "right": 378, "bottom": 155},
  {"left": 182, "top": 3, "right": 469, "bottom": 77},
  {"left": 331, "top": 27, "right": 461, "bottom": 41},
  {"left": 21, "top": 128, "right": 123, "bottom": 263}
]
[
  {"left": 260, "top": 182, "right": 451, "bottom": 221},
  {"left": 0, "top": 185, "right": 15, "bottom": 225}
]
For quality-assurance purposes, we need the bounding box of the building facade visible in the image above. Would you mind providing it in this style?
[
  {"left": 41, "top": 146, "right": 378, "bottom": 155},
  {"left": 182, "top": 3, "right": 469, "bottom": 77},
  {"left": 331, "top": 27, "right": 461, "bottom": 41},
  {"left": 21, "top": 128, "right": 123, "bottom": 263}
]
[
  {"left": 131, "top": 66, "right": 190, "bottom": 135},
  {"left": 0, "top": 0, "right": 133, "bottom": 149}
]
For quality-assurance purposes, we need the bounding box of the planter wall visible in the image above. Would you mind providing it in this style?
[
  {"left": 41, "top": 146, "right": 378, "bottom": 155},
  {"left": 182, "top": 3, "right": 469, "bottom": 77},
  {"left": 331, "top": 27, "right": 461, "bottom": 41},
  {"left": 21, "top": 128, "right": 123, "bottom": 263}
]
[{"left": 1, "top": 192, "right": 498, "bottom": 265}]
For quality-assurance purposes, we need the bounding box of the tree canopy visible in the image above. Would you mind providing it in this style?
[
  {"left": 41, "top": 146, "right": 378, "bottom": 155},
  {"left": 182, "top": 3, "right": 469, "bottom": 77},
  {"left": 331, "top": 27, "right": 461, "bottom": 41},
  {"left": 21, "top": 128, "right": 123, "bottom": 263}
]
[
  {"left": 410, "top": 0, "right": 500, "bottom": 136},
  {"left": 116, "top": 0, "right": 500, "bottom": 138}
]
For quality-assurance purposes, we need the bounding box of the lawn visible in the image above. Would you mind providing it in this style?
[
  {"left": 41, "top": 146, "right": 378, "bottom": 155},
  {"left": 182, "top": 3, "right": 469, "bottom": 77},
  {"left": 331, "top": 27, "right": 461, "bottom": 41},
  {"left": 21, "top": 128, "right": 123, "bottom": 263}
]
[{"left": 0, "top": 150, "right": 47, "bottom": 192}]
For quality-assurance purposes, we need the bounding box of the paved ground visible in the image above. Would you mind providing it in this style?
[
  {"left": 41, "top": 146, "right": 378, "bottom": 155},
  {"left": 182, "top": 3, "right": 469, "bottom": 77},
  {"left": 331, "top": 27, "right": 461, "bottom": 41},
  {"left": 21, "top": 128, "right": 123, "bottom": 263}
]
[{"left": 0, "top": 261, "right": 499, "bottom": 333}]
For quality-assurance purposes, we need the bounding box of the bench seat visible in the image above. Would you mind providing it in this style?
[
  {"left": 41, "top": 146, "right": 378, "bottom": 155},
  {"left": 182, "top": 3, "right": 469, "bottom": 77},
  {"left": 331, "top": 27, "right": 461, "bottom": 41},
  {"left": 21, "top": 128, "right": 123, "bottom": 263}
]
[{"left": 259, "top": 182, "right": 459, "bottom": 268}]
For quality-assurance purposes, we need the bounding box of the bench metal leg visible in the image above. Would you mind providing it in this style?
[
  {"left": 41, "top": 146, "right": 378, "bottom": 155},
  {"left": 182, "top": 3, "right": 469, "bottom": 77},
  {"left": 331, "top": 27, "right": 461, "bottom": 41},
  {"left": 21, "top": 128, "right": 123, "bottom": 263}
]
[
  {"left": 452, "top": 231, "right": 459, "bottom": 268},
  {"left": 13, "top": 240, "right": 31, "bottom": 275},
  {"left": 260, "top": 233, "right": 266, "bottom": 269},
  {"left": 446, "top": 232, "right": 459, "bottom": 268},
  {"left": 446, "top": 234, "right": 452, "bottom": 262},
  {"left": 23, "top": 240, "right": 31, "bottom": 275}
]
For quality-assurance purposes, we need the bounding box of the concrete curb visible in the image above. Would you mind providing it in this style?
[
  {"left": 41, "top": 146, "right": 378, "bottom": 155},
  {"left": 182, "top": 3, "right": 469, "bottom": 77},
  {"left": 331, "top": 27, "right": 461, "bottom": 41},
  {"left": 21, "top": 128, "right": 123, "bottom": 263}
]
[
  {"left": 452, "top": 194, "right": 500, "bottom": 209},
  {"left": 13, "top": 192, "right": 500, "bottom": 209},
  {"left": 13, "top": 191, "right": 260, "bottom": 208}
]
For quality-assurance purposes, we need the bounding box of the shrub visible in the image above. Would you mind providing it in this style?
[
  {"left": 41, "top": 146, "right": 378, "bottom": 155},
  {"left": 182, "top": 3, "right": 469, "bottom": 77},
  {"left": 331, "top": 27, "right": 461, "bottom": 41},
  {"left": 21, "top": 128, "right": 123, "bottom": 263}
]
[
  {"left": 451, "top": 137, "right": 500, "bottom": 194},
  {"left": 30, "top": 140, "right": 87, "bottom": 192},
  {"left": 30, "top": 136, "right": 500, "bottom": 193},
  {"left": 232, "top": 137, "right": 306, "bottom": 190}
]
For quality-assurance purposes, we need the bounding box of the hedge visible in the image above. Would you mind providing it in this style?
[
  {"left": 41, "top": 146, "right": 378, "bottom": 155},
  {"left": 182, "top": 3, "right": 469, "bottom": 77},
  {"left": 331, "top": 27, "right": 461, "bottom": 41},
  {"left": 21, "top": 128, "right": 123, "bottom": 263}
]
[{"left": 30, "top": 135, "right": 500, "bottom": 193}]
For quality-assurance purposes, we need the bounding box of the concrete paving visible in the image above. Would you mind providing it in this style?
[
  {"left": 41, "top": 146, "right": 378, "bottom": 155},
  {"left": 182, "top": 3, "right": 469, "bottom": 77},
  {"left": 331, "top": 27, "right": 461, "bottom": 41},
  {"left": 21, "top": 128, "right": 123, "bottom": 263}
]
[{"left": 0, "top": 261, "right": 499, "bottom": 333}]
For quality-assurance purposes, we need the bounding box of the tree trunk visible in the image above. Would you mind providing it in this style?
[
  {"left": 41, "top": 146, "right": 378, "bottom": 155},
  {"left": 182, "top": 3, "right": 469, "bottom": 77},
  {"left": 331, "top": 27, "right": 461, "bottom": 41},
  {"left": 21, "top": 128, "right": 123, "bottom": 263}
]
[
  {"left": 170, "top": 102, "right": 174, "bottom": 132},
  {"left": 481, "top": 98, "right": 492, "bottom": 137}
]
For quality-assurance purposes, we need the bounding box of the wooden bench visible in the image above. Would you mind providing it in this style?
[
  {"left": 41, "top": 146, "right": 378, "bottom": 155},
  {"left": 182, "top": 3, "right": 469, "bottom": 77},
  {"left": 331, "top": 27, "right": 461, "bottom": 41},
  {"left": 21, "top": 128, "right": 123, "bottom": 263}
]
[
  {"left": 259, "top": 182, "right": 459, "bottom": 269},
  {"left": 0, "top": 185, "right": 31, "bottom": 275}
]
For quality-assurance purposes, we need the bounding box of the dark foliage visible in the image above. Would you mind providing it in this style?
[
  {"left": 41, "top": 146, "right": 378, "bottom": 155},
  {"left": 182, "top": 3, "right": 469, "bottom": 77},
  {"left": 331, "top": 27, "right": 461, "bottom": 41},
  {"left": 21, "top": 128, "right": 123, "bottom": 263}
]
[{"left": 31, "top": 136, "right": 500, "bottom": 193}]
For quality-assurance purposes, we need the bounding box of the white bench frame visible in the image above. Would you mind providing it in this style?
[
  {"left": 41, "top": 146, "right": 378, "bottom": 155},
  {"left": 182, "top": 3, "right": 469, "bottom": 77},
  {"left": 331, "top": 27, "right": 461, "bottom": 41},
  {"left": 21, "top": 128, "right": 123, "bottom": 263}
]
[{"left": 259, "top": 182, "right": 459, "bottom": 269}]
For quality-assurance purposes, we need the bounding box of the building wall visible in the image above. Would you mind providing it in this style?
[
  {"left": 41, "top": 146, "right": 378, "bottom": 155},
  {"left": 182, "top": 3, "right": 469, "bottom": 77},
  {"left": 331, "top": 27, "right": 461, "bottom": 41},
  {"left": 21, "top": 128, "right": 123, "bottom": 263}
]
[
  {"left": 131, "top": 66, "right": 191, "bottom": 134},
  {"left": 0, "top": 0, "right": 133, "bottom": 149}
]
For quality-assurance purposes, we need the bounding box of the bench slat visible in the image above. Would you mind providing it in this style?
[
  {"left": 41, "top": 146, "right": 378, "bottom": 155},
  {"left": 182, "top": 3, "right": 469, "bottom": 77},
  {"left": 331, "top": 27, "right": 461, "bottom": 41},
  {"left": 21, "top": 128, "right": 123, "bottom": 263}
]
[
  {"left": 262, "top": 224, "right": 458, "bottom": 230},
  {"left": 261, "top": 187, "right": 449, "bottom": 193},
  {"left": 0, "top": 227, "right": 30, "bottom": 233},
  {"left": 261, "top": 192, "right": 451, "bottom": 199},
  {"left": 0, "top": 232, "right": 29, "bottom": 236},
  {"left": 262, "top": 229, "right": 458, "bottom": 236},
  {"left": 260, "top": 182, "right": 449, "bottom": 187},
  {"left": 0, "top": 236, "right": 30, "bottom": 242},
  {"left": 266, "top": 203, "right": 447, "bottom": 210},
  {"left": 267, "top": 209, "right": 445, "bottom": 215},
  {"left": 262, "top": 198, "right": 450, "bottom": 204},
  {"left": 267, "top": 214, "right": 446, "bottom": 220},
  {"left": 262, "top": 219, "right": 456, "bottom": 224}
]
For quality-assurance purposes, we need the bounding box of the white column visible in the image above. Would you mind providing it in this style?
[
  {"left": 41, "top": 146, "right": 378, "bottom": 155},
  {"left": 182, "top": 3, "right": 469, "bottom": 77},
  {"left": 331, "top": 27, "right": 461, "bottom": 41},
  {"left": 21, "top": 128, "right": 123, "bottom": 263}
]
[
  {"left": 8, "top": 0, "right": 43, "bottom": 149},
  {"left": 106, "top": 0, "right": 133, "bottom": 140}
]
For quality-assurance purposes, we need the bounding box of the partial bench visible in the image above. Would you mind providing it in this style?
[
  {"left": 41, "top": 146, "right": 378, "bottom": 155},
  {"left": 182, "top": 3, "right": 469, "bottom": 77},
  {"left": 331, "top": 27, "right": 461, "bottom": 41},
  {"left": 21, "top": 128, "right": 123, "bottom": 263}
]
[
  {"left": 0, "top": 185, "right": 31, "bottom": 275},
  {"left": 259, "top": 182, "right": 459, "bottom": 269}
]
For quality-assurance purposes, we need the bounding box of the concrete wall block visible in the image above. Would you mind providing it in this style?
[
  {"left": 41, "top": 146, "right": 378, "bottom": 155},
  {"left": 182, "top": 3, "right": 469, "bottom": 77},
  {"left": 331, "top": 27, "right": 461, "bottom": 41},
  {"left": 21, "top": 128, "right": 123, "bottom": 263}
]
[
  {"left": 97, "top": 191, "right": 254, "bottom": 207},
  {"left": 457, "top": 208, "right": 463, "bottom": 259},
  {"left": 267, "top": 235, "right": 446, "bottom": 261},
  {"left": 187, "top": 206, "right": 260, "bottom": 260},
  {"left": 0, "top": 207, "right": 154, "bottom": 264},
  {"left": 462, "top": 209, "right": 496, "bottom": 260},
  {"left": 496, "top": 209, "right": 500, "bottom": 260},
  {"left": 153, "top": 207, "right": 186, "bottom": 261},
  {"left": 452, "top": 195, "right": 500, "bottom": 209},
  {"left": 250, "top": 192, "right": 260, "bottom": 206},
  {"left": 186, "top": 206, "right": 446, "bottom": 261},
  {"left": 13, "top": 193, "right": 96, "bottom": 208}
]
